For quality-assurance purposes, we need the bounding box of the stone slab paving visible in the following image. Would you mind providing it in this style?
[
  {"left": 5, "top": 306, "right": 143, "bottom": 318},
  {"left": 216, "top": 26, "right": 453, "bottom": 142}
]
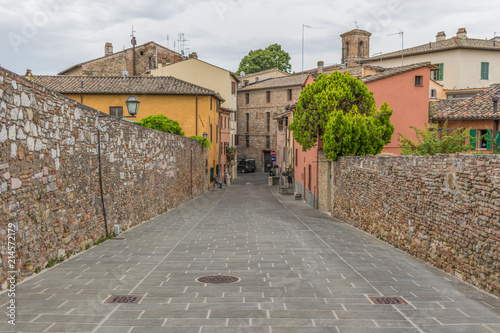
[{"left": 1, "top": 173, "right": 499, "bottom": 333}]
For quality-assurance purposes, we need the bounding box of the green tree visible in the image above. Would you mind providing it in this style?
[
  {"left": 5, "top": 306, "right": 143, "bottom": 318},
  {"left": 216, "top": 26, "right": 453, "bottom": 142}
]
[
  {"left": 398, "top": 122, "right": 472, "bottom": 155},
  {"left": 290, "top": 71, "right": 380, "bottom": 151},
  {"left": 322, "top": 103, "right": 394, "bottom": 161},
  {"left": 236, "top": 44, "right": 292, "bottom": 75},
  {"left": 138, "top": 114, "right": 184, "bottom": 136},
  {"left": 190, "top": 135, "right": 211, "bottom": 148}
]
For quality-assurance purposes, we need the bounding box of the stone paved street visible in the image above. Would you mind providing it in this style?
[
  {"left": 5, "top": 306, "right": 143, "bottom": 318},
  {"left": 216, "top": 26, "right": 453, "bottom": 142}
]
[{"left": 1, "top": 173, "right": 499, "bottom": 333}]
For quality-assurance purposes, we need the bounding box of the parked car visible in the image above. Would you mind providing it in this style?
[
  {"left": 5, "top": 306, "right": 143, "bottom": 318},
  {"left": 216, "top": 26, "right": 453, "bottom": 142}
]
[{"left": 237, "top": 158, "right": 255, "bottom": 173}]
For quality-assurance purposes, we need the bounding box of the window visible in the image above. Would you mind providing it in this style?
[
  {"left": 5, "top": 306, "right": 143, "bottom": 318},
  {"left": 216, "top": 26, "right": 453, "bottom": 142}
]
[
  {"left": 243, "top": 80, "right": 249, "bottom": 87},
  {"left": 285, "top": 117, "right": 288, "bottom": 127},
  {"left": 246, "top": 113, "right": 249, "bottom": 133},
  {"left": 231, "top": 81, "right": 236, "bottom": 94},
  {"left": 481, "top": 62, "right": 489, "bottom": 80},
  {"left": 210, "top": 97, "right": 213, "bottom": 110},
  {"left": 216, "top": 125, "right": 218, "bottom": 143},
  {"left": 246, "top": 135, "right": 250, "bottom": 148},
  {"left": 287, "top": 89, "right": 292, "bottom": 101},
  {"left": 266, "top": 112, "right": 270, "bottom": 132},
  {"left": 109, "top": 107, "right": 123, "bottom": 117},
  {"left": 358, "top": 41, "right": 364, "bottom": 58},
  {"left": 470, "top": 129, "right": 493, "bottom": 149},
  {"left": 266, "top": 136, "right": 270, "bottom": 149},
  {"left": 266, "top": 91, "right": 271, "bottom": 103},
  {"left": 210, "top": 124, "right": 213, "bottom": 142},
  {"left": 295, "top": 149, "right": 298, "bottom": 166},
  {"left": 224, "top": 116, "right": 226, "bottom": 129},
  {"left": 430, "top": 88, "right": 437, "bottom": 99},
  {"left": 415, "top": 76, "right": 423, "bottom": 86},
  {"left": 278, "top": 120, "right": 283, "bottom": 131},
  {"left": 235, "top": 134, "right": 239, "bottom": 146},
  {"left": 438, "top": 63, "right": 444, "bottom": 81},
  {"left": 245, "top": 93, "right": 249, "bottom": 104}
]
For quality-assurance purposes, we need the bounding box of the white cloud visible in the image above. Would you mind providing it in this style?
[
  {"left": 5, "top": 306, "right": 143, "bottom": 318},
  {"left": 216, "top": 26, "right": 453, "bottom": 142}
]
[{"left": 0, "top": 0, "right": 499, "bottom": 75}]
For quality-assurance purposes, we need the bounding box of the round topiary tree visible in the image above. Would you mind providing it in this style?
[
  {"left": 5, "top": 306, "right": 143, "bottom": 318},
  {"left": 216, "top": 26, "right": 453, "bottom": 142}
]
[{"left": 138, "top": 114, "right": 184, "bottom": 136}]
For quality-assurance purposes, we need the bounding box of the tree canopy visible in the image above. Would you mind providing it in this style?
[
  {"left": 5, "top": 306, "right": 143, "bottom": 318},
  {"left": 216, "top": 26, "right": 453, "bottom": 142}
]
[
  {"left": 236, "top": 44, "right": 291, "bottom": 75},
  {"left": 290, "top": 71, "right": 394, "bottom": 161},
  {"left": 138, "top": 114, "right": 184, "bottom": 136}
]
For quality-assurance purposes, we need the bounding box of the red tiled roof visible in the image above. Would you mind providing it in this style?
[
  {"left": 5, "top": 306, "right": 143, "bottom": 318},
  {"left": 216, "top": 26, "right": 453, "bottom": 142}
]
[
  {"left": 430, "top": 84, "right": 500, "bottom": 121},
  {"left": 363, "top": 37, "right": 500, "bottom": 63},
  {"left": 361, "top": 62, "right": 436, "bottom": 83},
  {"left": 34, "top": 75, "right": 224, "bottom": 101},
  {"left": 239, "top": 75, "right": 311, "bottom": 91}
]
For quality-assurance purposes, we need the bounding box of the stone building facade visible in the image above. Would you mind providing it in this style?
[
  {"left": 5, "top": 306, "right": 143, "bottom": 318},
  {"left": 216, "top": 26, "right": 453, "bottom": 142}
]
[
  {"left": 319, "top": 154, "right": 500, "bottom": 295},
  {"left": 0, "top": 66, "right": 208, "bottom": 288},
  {"left": 58, "top": 41, "right": 184, "bottom": 77},
  {"left": 237, "top": 75, "right": 311, "bottom": 172}
]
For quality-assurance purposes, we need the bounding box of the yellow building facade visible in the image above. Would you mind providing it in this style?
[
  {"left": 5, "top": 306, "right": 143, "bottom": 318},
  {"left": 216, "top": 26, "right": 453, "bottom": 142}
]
[{"left": 34, "top": 76, "right": 224, "bottom": 183}]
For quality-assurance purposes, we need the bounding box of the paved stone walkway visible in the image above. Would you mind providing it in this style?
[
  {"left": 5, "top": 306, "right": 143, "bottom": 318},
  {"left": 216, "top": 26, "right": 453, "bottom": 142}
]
[{"left": 1, "top": 173, "right": 499, "bottom": 333}]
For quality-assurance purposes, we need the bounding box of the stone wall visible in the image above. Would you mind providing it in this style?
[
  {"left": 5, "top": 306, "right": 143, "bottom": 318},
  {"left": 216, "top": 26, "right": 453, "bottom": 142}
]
[
  {"left": 237, "top": 86, "right": 301, "bottom": 172},
  {"left": 326, "top": 155, "right": 499, "bottom": 295},
  {"left": 0, "top": 67, "right": 208, "bottom": 288}
]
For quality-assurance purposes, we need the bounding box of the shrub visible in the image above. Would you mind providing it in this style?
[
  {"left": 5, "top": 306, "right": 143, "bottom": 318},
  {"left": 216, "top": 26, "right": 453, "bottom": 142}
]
[{"left": 138, "top": 114, "right": 184, "bottom": 135}]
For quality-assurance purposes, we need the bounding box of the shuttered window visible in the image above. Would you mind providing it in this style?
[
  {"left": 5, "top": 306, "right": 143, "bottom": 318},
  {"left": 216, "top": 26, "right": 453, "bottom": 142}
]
[{"left": 481, "top": 62, "right": 489, "bottom": 80}]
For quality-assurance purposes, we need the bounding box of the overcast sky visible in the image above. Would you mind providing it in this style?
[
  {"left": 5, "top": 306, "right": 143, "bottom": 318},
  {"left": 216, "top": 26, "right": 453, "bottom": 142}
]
[{"left": 1, "top": 0, "right": 499, "bottom": 76}]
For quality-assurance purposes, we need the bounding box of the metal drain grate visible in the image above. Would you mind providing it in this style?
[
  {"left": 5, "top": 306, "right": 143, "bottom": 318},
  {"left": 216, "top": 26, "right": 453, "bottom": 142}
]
[
  {"left": 105, "top": 295, "right": 143, "bottom": 304},
  {"left": 197, "top": 275, "right": 240, "bottom": 284},
  {"left": 369, "top": 296, "right": 407, "bottom": 305}
]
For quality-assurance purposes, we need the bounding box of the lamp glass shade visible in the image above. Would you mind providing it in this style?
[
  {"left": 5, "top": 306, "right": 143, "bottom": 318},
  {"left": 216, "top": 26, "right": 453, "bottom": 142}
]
[
  {"left": 203, "top": 132, "right": 208, "bottom": 140},
  {"left": 126, "top": 96, "right": 140, "bottom": 116}
]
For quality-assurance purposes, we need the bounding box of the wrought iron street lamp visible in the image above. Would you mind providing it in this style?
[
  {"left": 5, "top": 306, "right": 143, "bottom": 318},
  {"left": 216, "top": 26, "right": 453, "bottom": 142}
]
[
  {"left": 203, "top": 132, "right": 208, "bottom": 141},
  {"left": 97, "top": 97, "right": 139, "bottom": 238}
]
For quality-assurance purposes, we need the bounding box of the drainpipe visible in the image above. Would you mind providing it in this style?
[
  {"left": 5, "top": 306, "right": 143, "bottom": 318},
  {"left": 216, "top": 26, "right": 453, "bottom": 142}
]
[
  {"left": 97, "top": 130, "right": 109, "bottom": 238},
  {"left": 196, "top": 96, "right": 198, "bottom": 136}
]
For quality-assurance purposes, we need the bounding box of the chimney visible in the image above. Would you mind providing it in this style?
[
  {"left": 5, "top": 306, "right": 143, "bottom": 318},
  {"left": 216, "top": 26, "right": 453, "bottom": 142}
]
[
  {"left": 25, "top": 69, "right": 34, "bottom": 81},
  {"left": 317, "top": 61, "right": 324, "bottom": 74},
  {"left": 456, "top": 28, "right": 467, "bottom": 39},
  {"left": 105, "top": 42, "right": 113, "bottom": 56},
  {"left": 189, "top": 52, "right": 198, "bottom": 59},
  {"left": 436, "top": 31, "right": 446, "bottom": 42}
]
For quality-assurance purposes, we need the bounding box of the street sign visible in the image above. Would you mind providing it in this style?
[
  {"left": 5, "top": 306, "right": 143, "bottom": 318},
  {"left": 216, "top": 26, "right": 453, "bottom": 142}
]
[
  {"left": 271, "top": 150, "right": 276, "bottom": 156},
  {"left": 271, "top": 156, "right": 276, "bottom": 162}
]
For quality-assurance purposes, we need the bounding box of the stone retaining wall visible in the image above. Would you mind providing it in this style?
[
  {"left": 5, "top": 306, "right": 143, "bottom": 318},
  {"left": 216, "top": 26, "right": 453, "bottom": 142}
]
[
  {"left": 0, "top": 67, "right": 208, "bottom": 288},
  {"left": 327, "top": 154, "right": 499, "bottom": 295}
]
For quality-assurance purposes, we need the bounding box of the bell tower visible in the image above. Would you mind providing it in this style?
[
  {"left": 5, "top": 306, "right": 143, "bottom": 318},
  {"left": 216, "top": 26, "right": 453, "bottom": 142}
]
[{"left": 340, "top": 29, "right": 372, "bottom": 67}]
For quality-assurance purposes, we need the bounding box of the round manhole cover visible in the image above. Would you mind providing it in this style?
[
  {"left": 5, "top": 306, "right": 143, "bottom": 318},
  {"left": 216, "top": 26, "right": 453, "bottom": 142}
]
[{"left": 196, "top": 275, "right": 240, "bottom": 284}]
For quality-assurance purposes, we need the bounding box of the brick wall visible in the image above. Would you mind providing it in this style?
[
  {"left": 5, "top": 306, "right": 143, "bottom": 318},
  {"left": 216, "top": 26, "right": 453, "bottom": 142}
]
[
  {"left": 0, "top": 67, "right": 208, "bottom": 288},
  {"left": 326, "top": 155, "right": 499, "bottom": 295}
]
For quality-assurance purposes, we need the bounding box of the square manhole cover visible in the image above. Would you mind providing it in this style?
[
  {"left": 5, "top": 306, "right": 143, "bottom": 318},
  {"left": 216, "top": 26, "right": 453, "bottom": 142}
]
[
  {"left": 369, "top": 296, "right": 407, "bottom": 305},
  {"left": 105, "top": 295, "right": 143, "bottom": 304}
]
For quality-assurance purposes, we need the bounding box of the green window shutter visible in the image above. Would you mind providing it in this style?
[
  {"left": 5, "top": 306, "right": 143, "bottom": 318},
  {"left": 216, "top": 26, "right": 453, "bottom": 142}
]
[
  {"left": 210, "top": 124, "right": 213, "bottom": 142},
  {"left": 210, "top": 168, "right": 214, "bottom": 182},
  {"left": 469, "top": 129, "right": 477, "bottom": 149},
  {"left": 438, "top": 63, "right": 444, "bottom": 81},
  {"left": 481, "top": 62, "right": 489, "bottom": 80},
  {"left": 496, "top": 131, "right": 500, "bottom": 147},
  {"left": 486, "top": 129, "right": 492, "bottom": 149}
]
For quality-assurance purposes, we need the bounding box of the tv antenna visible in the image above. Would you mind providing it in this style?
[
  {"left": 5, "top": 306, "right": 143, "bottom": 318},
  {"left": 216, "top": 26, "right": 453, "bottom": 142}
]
[
  {"left": 354, "top": 21, "right": 359, "bottom": 29},
  {"left": 387, "top": 30, "right": 404, "bottom": 66}
]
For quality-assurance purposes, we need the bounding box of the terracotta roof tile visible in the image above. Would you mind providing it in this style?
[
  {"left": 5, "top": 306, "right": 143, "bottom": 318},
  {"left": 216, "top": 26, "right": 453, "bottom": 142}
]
[
  {"left": 430, "top": 84, "right": 500, "bottom": 121},
  {"left": 363, "top": 37, "right": 500, "bottom": 63},
  {"left": 239, "top": 75, "right": 311, "bottom": 91},
  {"left": 361, "top": 62, "right": 435, "bottom": 83},
  {"left": 33, "top": 75, "right": 224, "bottom": 101}
]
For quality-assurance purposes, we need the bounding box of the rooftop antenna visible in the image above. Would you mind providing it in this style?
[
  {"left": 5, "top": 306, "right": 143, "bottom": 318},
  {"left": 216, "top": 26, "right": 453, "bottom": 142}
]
[
  {"left": 301, "top": 24, "right": 312, "bottom": 86},
  {"left": 166, "top": 34, "right": 170, "bottom": 48},
  {"left": 131, "top": 25, "right": 137, "bottom": 76},
  {"left": 387, "top": 30, "right": 404, "bottom": 66},
  {"left": 122, "top": 46, "right": 129, "bottom": 79},
  {"left": 354, "top": 21, "right": 359, "bottom": 29}
]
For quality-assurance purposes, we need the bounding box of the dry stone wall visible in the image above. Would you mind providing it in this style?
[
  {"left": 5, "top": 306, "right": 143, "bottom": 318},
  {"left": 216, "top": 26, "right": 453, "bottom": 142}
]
[
  {"left": 329, "top": 155, "right": 500, "bottom": 295},
  {"left": 0, "top": 67, "right": 208, "bottom": 288}
]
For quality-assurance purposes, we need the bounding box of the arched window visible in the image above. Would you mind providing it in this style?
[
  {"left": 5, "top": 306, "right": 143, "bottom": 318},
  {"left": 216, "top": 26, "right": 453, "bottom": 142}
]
[
  {"left": 358, "top": 41, "right": 364, "bottom": 58},
  {"left": 345, "top": 42, "right": 350, "bottom": 61}
]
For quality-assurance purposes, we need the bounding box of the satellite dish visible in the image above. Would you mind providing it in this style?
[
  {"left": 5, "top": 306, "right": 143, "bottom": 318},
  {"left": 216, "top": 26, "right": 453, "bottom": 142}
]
[
  {"left": 240, "top": 71, "right": 245, "bottom": 77},
  {"left": 122, "top": 70, "right": 129, "bottom": 78}
]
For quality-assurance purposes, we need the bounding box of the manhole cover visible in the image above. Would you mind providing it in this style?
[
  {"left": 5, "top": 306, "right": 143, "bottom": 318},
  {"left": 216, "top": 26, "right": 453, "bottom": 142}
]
[
  {"left": 369, "top": 296, "right": 407, "bottom": 305},
  {"left": 105, "top": 295, "right": 143, "bottom": 304},
  {"left": 196, "top": 275, "right": 240, "bottom": 284}
]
